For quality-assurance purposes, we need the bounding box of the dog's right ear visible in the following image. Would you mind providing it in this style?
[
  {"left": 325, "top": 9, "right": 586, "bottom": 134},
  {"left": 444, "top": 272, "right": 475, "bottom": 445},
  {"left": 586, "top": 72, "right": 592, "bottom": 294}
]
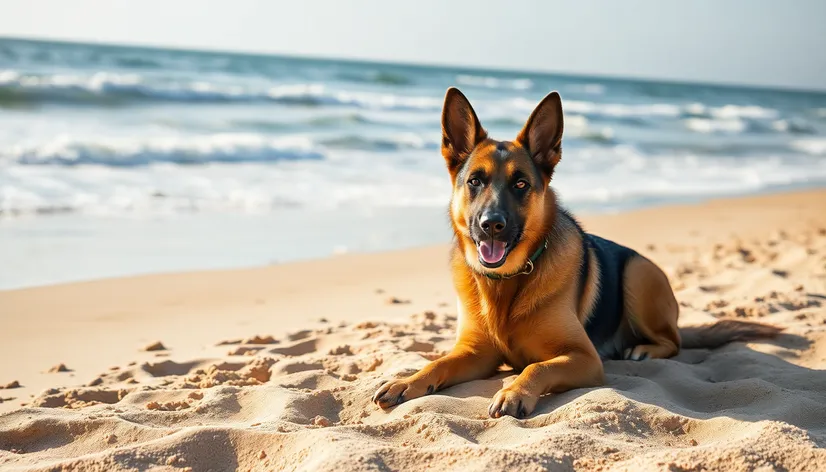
[{"left": 441, "top": 87, "right": 487, "bottom": 175}]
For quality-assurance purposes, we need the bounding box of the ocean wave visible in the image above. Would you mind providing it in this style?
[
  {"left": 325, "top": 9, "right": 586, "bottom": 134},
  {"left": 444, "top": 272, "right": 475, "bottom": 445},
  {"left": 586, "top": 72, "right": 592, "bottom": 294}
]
[
  {"left": 484, "top": 116, "right": 525, "bottom": 127},
  {"left": 484, "top": 113, "right": 588, "bottom": 129},
  {"left": 154, "top": 113, "right": 388, "bottom": 133},
  {"left": 578, "top": 128, "right": 616, "bottom": 144},
  {"left": 319, "top": 134, "right": 439, "bottom": 151},
  {"left": 709, "top": 104, "right": 778, "bottom": 120},
  {"left": 4, "top": 146, "right": 826, "bottom": 220},
  {"left": 566, "top": 83, "right": 606, "bottom": 95},
  {"left": 553, "top": 148, "right": 826, "bottom": 210},
  {"left": 567, "top": 100, "right": 682, "bottom": 118},
  {"left": 790, "top": 139, "right": 826, "bottom": 155},
  {"left": 508, "top": 98, "right": 683, "bottom": 119},
  {"left": 508, "top": 98, "right": 782, "bottom": 126},
  {"left": 306, "top": 113, "right": 375, "bottom": 126},
  {"left": 452, "top": 113, "right": 613, "bottom": 143},
  {"left": 222, "top": 114, "right": 377, "bottom": 132},
  {"left": 266, "top": 85, "right": 442, "bottom": 110},
  {"left": 0, "top": 71, "right": 443, "bottom": 111},
  {"left": 0, "top": 161, "right": 451, "bottom": 218},
  {"left": 113, "top": 56, "right": 167, "bottom": 69},
  {"left": 684, "top": 118, "right": 747, "bottom": 134},
  {"left": 0, "top": 70, "right": 255, "bottom": 106},
  {"left": 683, "top": 102, "right": 779, "bottom": 120},
  {"left": 456, "top": 74, "right": 534, "bottom": 90},
  {"left": 0, "top": 204, "right": 75, "bottom": 217},
  {"left": 336, "top": 70, "right": 413, "bottom": 86},
  {"left": 770, "top": 119, "right": 817, "bottom": 134},
  {"left": 638, "top": 141, "right": 791, "bottom": 157},
  {"left": 685, "top": 115, "right": 817, "bottom": 136},
  {"left": 2, "top": 134, "right": 324, "bottom": 167}
]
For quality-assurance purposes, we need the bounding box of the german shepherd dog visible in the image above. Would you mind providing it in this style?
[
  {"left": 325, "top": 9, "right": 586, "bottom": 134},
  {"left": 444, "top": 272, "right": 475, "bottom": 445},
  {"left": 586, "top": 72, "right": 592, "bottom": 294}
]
[{"left": 373, "top": 88, "right": 782, "bottom": 419}]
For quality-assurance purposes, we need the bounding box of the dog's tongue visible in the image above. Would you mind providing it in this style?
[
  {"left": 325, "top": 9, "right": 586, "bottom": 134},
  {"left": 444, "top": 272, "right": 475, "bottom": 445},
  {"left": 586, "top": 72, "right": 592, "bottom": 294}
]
[{"left": 479, "top": 240, "right": 507, "bottom": 264}]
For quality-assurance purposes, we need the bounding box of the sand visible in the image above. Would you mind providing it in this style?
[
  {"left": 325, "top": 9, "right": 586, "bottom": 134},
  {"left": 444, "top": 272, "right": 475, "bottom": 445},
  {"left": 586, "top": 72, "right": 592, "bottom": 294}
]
[{"left": 1, "top": 189, "right": 825, "bottom": 471}]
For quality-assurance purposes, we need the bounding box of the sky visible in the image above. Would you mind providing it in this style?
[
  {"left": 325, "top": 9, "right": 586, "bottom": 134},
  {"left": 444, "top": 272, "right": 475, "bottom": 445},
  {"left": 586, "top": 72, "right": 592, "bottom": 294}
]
[{"left": 1, "top": 0, "right": 825, "bottom": 91}]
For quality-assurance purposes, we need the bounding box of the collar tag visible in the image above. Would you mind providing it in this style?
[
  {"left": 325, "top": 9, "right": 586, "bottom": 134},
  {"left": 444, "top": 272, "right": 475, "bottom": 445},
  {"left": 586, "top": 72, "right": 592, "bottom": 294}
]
[{"left": 482, "top": 238, "right": 547, "bottom": 280}]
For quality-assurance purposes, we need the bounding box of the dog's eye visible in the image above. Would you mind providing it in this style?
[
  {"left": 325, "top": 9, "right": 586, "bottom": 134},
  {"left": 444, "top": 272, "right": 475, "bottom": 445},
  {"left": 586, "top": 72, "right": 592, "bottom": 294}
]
[
  {"left": 514, "top": 180, "right": 529, "bottom": 190},
  {"left": 468, "top": 178, "right": 482, "bottom": 187}
]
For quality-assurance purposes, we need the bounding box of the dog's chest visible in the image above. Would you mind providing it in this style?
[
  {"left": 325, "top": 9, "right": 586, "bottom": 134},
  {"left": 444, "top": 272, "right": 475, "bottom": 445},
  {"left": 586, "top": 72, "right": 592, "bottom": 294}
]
[
  {"left": 460, "top": 282, "right": 547, "bottom": 369},
  {"left": 479, "top": 304, "right": 540, "bottom": 370}
]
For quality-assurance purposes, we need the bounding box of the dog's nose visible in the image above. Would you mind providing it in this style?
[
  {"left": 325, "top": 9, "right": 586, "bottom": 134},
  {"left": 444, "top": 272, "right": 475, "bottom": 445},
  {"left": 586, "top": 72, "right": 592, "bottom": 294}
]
[{"left": 479, "top": 212, "right": 507, "bottom": 236}]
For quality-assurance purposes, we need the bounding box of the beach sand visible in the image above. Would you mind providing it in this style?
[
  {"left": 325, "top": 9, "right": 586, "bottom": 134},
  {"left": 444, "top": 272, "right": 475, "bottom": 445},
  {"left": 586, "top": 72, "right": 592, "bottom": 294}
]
[{"left": 1, "top": 189, "right": 825, "bottom": 471}]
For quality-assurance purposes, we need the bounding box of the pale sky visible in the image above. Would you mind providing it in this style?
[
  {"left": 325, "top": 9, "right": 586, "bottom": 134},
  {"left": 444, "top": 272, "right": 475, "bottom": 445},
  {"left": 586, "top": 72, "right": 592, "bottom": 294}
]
[{"left": 2, "top": 0, "right": 825, "bottom": 91}]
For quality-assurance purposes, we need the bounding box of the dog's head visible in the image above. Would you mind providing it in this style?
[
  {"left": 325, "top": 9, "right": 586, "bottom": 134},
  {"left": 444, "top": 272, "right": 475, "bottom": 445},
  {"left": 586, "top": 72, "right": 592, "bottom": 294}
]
[{"left": 442, "top": 87, "right": 563, "bottom": 275}]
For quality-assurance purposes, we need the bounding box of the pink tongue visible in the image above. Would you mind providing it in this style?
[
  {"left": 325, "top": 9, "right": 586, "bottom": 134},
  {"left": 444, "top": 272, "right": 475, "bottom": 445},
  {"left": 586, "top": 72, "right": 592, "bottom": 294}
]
[{"left": 479, "top": 240, "right": 507, "bottom": 264}]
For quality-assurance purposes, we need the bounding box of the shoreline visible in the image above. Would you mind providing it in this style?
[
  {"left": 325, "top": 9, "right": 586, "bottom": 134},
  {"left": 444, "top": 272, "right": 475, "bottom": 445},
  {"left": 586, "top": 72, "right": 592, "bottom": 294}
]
[{"left": 3, "top": 184, "right": 826, "bottom": 291}]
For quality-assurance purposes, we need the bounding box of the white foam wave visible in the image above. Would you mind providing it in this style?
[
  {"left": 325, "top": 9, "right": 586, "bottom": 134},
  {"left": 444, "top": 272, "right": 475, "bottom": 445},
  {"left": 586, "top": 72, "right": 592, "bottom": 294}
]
[
  {"left": 790, "top": 139, "right": 826, "bottom": 155},
  {"left": 681, "top": 103, "right": 779, "bottom": 120},
  {"left": 709, "top": 104, "right": 778, "bottom": 120},
  {"left": 456, "top": 75, "right": 533, "bottom": 90},
  {"left": 0, "top": 70, "right": 143, "bottom": 90},
  {"left": 554, "top": 146, "right": 826, "bottom": 208},
  {"left": 519, "top": 99, "right": 778, "bottom": 123},
  {"left": 5, "top": 144, "right": 825, "bottom": 219},
  {"left": 1, "top": 133, "right": 324, "bottom": 167},
  {"left": 0, "top": 70, "right": 443, "bottom": 111},
  {"left": 566, "top": 83, "right": 606, "bottom": 95},
  {"left": 684, "top": 118, "right": 747, "bottom": 134},
  {"left": 508, "top": 98, "right": 682, "bottom": 119},
  {"left": 771, "top": 119, "right": 816, "bottom": 134},
  {"left": 0, "top": 158, "right": 451, "bottom": 217}
]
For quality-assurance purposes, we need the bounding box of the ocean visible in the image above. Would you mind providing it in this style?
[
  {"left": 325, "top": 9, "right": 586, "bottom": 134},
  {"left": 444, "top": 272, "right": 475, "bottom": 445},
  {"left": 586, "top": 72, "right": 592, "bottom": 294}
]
[{"left": 1, "top": 37, "right": 825, "bottom": 288}]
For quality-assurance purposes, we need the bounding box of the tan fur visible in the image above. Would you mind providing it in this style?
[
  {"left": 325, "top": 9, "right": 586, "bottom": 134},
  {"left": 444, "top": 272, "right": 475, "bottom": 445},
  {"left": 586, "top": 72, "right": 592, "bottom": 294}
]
[
  {"left": 620, "top": 255, "right": 681, "bottom": 360},
  {"left": 373, "top": 87, "right": 782, "bottom": 418}
]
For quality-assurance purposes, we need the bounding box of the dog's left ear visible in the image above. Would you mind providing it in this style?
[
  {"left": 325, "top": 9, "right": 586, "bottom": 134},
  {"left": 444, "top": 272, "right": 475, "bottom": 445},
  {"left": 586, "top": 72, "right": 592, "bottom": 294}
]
[{"left": 517, "top": 91, "right": 564, "bottom": 180}]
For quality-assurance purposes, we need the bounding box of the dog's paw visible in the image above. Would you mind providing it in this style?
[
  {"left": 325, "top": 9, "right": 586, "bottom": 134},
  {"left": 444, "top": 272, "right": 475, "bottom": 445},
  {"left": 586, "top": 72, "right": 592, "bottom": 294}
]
[
  {"left": 488, "top": 387, "right": 537, "bottom": 419},
  {"left": 623, "top": 346, "right": 651, "bottom": 361},
  {"left": 372, "top": 377, "right": 434, "bottom": 409}
]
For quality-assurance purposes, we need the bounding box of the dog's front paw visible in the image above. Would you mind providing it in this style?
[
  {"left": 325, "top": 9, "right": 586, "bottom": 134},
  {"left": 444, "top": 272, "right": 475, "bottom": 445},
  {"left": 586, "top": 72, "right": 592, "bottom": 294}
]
[
  {"left": 488, "top": 386, "right": 537, "bottom": 419},
  {"left": 372, "top": 377, "right": 434, "bottom": 409}
]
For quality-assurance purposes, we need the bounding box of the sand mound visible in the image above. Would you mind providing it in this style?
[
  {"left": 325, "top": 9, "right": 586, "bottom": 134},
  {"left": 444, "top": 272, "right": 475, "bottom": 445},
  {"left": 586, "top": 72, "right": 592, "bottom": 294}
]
[{"left": 2, "top": 227, "right": 826, "bottom": 471}]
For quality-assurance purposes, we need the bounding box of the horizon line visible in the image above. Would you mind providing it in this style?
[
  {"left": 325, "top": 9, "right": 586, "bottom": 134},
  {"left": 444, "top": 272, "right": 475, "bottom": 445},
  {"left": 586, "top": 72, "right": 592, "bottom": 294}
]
[{"left": 2, "top": 34, "right": 825, "bottom": 95}]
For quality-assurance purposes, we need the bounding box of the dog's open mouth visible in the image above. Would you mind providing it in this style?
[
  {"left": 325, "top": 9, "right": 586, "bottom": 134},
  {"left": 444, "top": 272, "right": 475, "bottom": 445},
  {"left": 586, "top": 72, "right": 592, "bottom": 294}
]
[{"left": 477, "top": 240, "right": 508, "bottom": 267}]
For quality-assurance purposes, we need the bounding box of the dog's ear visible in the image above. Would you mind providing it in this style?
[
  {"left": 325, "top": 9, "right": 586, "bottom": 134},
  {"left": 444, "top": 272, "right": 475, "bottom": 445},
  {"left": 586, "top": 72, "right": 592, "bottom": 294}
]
[
  {"left": 517, "top": 91, "right": 564, "bottom": 180},
  {"left": 441, "top": 87, "right": 487, "bottom": 175}
]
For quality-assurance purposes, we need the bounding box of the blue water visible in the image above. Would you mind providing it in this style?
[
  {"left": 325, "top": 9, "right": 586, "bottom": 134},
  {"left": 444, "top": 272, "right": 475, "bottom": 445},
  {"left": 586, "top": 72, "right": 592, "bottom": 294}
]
[{"left": 1, "top": 37, "right": 825, "bottom": 288}]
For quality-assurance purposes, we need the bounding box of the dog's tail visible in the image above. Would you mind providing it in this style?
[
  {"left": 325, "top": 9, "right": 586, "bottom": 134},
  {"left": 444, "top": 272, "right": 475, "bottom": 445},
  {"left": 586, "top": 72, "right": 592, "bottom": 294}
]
[{"left": 679, "top": 320, "right": 784, "bottom": 350}]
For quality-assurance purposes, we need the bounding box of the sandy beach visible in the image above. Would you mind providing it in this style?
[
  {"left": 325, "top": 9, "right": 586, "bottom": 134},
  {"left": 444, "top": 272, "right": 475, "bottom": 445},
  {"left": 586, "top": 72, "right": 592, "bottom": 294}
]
[{"left": 1, "top": 189, "right": 826, "bottom": 471}]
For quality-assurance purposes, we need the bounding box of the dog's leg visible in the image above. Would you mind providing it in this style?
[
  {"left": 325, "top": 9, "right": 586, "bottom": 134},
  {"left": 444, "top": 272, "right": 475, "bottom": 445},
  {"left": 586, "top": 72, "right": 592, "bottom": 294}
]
[
  {"left": 489, "top": 347, "right": 603, "bottom": 419},
  {"left": 373, "top": 337, "right": 501, "bottom": 409},
  {"left": 489, "top": 320, "right": 604, "bottom": 418},
  {"left": 621, "top": 255, "right": 680, "bottom": 361}
]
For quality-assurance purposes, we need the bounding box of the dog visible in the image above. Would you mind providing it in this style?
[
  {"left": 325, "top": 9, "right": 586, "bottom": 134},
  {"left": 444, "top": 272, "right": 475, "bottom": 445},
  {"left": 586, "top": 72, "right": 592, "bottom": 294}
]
[{"left": 372, "top": 87, "right": 782, "bottom": 419}]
